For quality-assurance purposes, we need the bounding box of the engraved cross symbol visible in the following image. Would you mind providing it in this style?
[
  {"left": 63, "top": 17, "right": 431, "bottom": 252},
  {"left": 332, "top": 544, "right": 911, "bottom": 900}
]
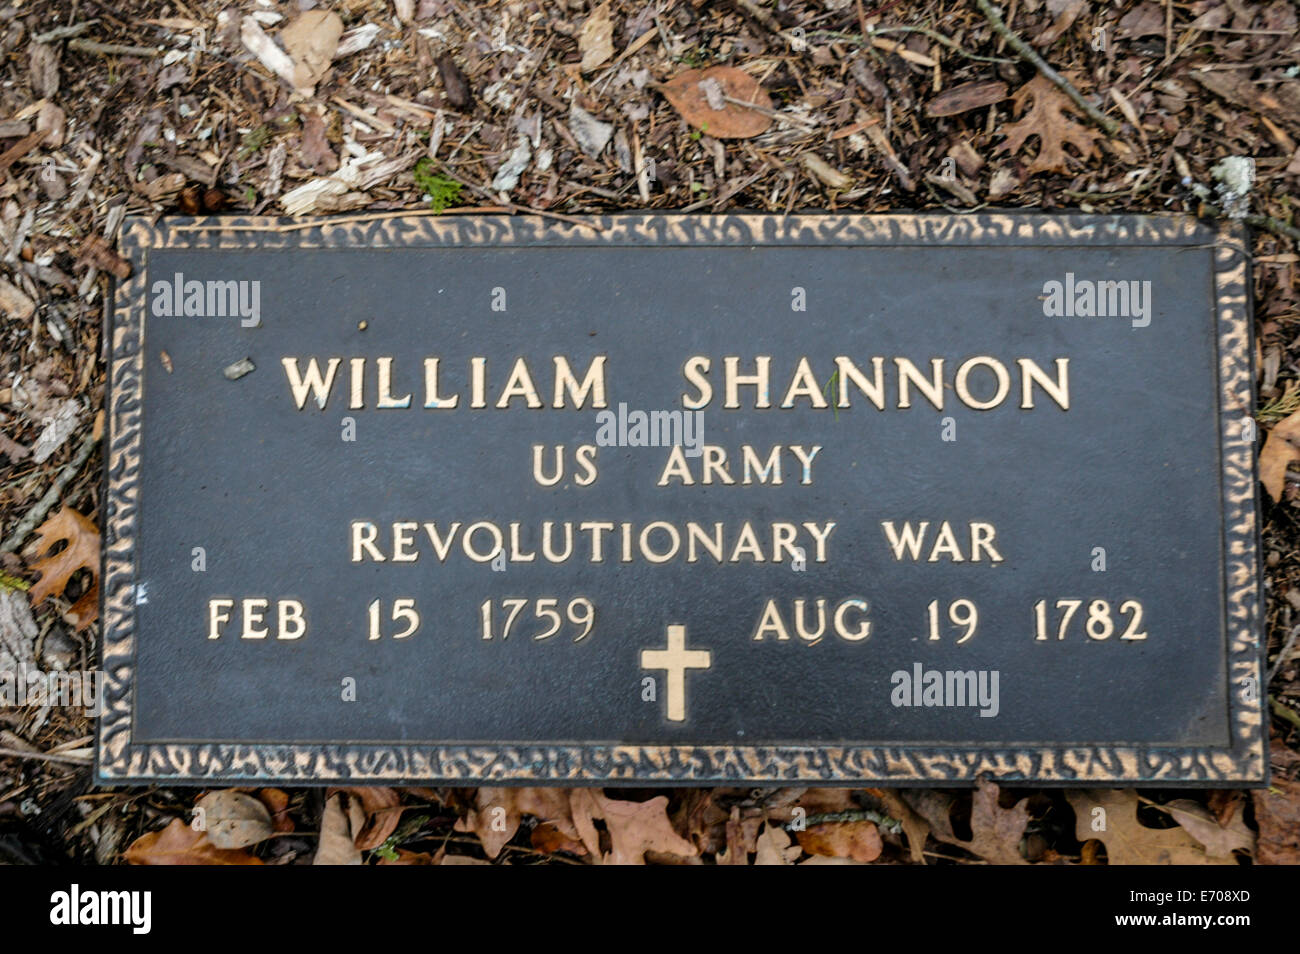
[{"left": 640, "top": 624, "right": 711, "bottom": 723}]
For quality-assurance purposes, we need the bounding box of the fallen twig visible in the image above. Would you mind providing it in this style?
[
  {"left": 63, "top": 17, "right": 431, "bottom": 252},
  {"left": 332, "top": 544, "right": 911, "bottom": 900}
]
[
  {"left": 33, "top": 20, "right": 99, "bottom": 44},
  {"left": 1268, "top": 622, "right": 1300, "bottom": 684},
  {"left": 1197, "top": 202, "right": 1300, "bottom": 244},
  {"left": 1, "top": 429, "right": 100, "bottom": 554},
  {"left": 0, "top": 129, "right": 48, "bottom": 176},
  {"left": 810, "top": 27, "right": 1017, "bottom": 65},
  {"left": 973, "top": 0, "right": 1120, "bottom": 137},
  {"left": 67, "top": 38, "right": 161, "bottom": 57},
  {"left": 0, "top": 746, "right": 92, "bottom": 766}
]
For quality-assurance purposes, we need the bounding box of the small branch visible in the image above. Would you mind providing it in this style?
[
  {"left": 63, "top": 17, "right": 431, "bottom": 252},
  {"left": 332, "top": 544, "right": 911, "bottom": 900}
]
[
  {"left": 67, "top": 38, "right": 161, "bottom": 58},
  {"left": 721, "top": 94, "right": 818, "bottom": 129},
  {"left": 33, "top": 20, "right": 99, "bottom": 44},
  {"left": 1246, "top": 212, "right": 1300, "bottom": 244},
  {"left": 1268, "top": 622, "right": 1300, "bottom": 685},
  {"left": 0, "top": 746, "right": 92, "bottom": 766},
  {"left": 809, "top": 27, "right": 1017, "bottom": 65},
  {"left": 1199, "top": 201, "right": 1300, "bottom": 244},
  {"left": 1, "top": 430, "right": 100, "bottom": 554},
  {"left": 973, "top": 0, "right": 1120, "bottom": 137}
]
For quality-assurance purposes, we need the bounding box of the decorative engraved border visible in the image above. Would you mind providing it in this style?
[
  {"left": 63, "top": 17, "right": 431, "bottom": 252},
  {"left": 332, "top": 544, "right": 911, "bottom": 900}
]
[{"left": 98, "top": 213, "right": 1266, "bottom": 785}]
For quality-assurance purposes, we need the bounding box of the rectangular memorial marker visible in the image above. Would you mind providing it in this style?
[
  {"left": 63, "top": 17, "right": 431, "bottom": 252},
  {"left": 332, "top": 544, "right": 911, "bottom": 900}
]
[{"left": 99, "top": 213, "right": 1266, "bottom": 786}]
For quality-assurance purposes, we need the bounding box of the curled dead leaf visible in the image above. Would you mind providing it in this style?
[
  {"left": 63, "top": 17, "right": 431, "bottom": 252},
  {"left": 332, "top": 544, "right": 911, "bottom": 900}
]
[
  {"left": 125, "top": 818, "right": 263, "bottom": 865},
  {"left": 658, "top": 66, "right": 773, "bottom": 140},
  {"left": 335, "top": 786, "right": 402, "bottom": 850},
  {"left": 314, "top": 793, "right": 363, "bottom": 865},
  {"left": 255, "top": 787, "right": 295, "bottom": 833}
]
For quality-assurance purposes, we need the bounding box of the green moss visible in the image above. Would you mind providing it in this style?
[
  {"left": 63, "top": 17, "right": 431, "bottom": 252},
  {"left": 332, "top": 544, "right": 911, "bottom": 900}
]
[{"left": 413, "top": 158, "right": 463, "bottom": 213}]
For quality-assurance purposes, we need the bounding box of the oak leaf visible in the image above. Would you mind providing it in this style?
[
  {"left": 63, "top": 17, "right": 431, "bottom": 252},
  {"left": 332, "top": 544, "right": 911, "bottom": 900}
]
[
  {"left": 995, "top": 74, "right": 1101, "bottom": 174},
  {"left": 1066, "top": 790, "right": 1236, "bottom": 865},
  {"left": 25, "top": 506, "right": 100, "bottom": 630},
  {"left": 455, "top": 787, "right": 581, "bottom": 859},
  {"left": 570, "top": 790, "right": 697, "bottom": 865},
  {"left": 903, "top": 779, "right": 1030, "bottom": 864},
  {"left": 754, "top": 823, "right": 802, "bottom": 865},
  {"left": 125, "top": 818, "right": 263, "bottom": 865},
  {"left": 658, "top": 66, "right": 773, "bottom": 139},
  {"left": 1164, "top": 799, "right": 1254, "bottom": 859}
]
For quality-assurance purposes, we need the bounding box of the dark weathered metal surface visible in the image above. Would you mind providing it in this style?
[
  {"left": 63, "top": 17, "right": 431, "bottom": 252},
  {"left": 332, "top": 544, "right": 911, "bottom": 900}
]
[{"left": 98, "top": 213, "right": 1265, "bottom": 785}]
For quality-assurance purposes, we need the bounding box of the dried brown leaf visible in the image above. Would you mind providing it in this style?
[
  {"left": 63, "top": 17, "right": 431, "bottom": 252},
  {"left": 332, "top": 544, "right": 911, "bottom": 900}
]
[
  {"left": 926, "top": 80, "right": 1008, "bottom": 117},
  {"left": 255, "top": 787, "right": 295, "bottom": 833},
  {"left": 26, "top": 506, "right": 100, "bottom": 631},
  {"left": 299, "top": 110, "right": 338, "bottom": 174},
  {"left": 1253, "top": 777, "right": 1300, "bottom": 865},
  {"left": 281, "top": 10, "right": 343, "bottom": 95},
  {"left": 578, "top": 2, "right": 615, "bottom": 73},
  {"left": 658, "top": 66, "right": 773, "bottom": 139},
  {"left": 996, "top": 74, "right": 1101, "bottom": 175},
  {"left": 437, "top": 53, "right": 472, "bottom": 111},
  {"left": 1164, "top": 799, "right": 1254, "bottom": 859},
  {"left": 336, "top": 786, "right": 402, "bottom": 850},
  {"left": 0, "top": 278, "right": 35, "bottom": 320},
  {"left": 77, "top": 234, "right": 131, "bottom": 279},
  {"left": 754, "top": 823, "right": 802, "bottom": 865},
  {"left": 795, "top": 821, "right": 883, "bottom": 862},
  {"left": 1066, "top": 790, "right": 1236, "bottom": 865},
  {"left": 904, "top": 780, "right": 1029, "bottom": 864},
  {"left": 874, "top": 789, "right": 930, "bottom": 863},
  {"left": 1260, "top": 406, "right": 1300, "bottom": 500},
  {"left": 455, "top": 787, "right": 580, "bottom": 859},
  {"left": 313, "top": 793, "right": 363, "bottom": 865},
  {"left": 1117, "top": 1, "right": 1166, "bottom": 38},
  {"left": 531, "top": 821, "right": 588, "bottom": 856},
  {"left": 570, "top": 789, "right": 697, "bottom": 865},
  {"left": 378, "top": 848, "right": 437, "bottom": 864},
  {"left": 195, "top": 790, "right": 273, "bottom": 849},
  {"left": 125, "top": 818, "right": 263, "bottom": 865}
]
